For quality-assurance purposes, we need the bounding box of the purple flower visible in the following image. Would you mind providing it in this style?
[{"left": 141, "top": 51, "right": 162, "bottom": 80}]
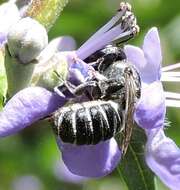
[
  {"left": 1, "top": 2, "right": 179, "bottom": 189},
  {"left": 53, "top": 3, "right": 138, "bottom": 177},
  {"left": 0, "top": 2, "right": 137, "bottom": 178},
  {"left": 125, "top": 27, "right": 180, "bottom": 190}
]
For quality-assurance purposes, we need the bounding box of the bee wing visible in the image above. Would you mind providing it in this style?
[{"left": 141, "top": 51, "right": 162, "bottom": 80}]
[{"left": 120, "top": 73, "right": 137, "bottom": 156}]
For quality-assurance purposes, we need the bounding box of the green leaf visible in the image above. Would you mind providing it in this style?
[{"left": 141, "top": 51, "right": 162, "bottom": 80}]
[
  {"left": 0, "top": 48, "right": 7, "bottom": 109},
  {"left": 117, "top": 126, "right": 155, "bottom": 190},
  {"left": 27, "top": 0, "right": 69, "bottom": 31}
]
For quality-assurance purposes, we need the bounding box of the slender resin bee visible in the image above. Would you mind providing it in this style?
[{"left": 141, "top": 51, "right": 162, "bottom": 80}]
[
  {"left": 51, "top": 2, "right": 141, "bottom": 155},
  {"left": 52, "top": 45, "right": 141, "bottom": 155}
]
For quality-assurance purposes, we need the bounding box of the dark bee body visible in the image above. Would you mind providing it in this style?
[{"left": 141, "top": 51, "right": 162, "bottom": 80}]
[
  {"left": 84, "top": 45, "right": 127, "bottom": 73},
  {"left": 52, "top": 49, "right": 141, "bottom": 146},
  {"left": 52, "top": 1, "right": 141, "bottom": 153},
  {"left": 53, "top": 100, "right": 123, "bottom": 145}
]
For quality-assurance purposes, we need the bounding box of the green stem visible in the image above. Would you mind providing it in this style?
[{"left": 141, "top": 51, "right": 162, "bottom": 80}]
[{"left": 26, "top": 0, "right": 69, "bottom": 31}]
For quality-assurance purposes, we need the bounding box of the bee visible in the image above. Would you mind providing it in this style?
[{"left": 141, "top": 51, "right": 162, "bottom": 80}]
[
  {"left": 52, "top": 1, "right": 141, "bottom": 154},
  {"left": 52, "top": 45, "right": 141, "bottom": 155}
]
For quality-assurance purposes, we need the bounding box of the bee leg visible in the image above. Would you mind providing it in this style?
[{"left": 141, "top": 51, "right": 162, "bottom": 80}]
[
  {"left": 98, "top": 77, "right": 125, "bottom": 99},
  {"left": 88, "top": 57, "right": 105, "bottom": 72},
  {"left": 54, "top": 70, "right": 107, "bottom": 99},
  {"left": 54, "top": 86, "right": 66, "bottom": 98},
  {"left": 54, "top": 81, "right": 77, "bottom": 98},
  {"left": 97, "top": 57, "right": 115, "bottom": 73},
  {"left": 73, "top": 81, "right": 99, "bottom": 96},
  {"left": 90, "top": 56, "right": 113, "bottom": 73},
  {"left": 54, "top": 80, "right": 99, "bottom": 99}
]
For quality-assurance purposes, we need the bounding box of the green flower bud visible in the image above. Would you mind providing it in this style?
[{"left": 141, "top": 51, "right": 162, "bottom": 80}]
[{"left": 7, "top": 17, "right": 48, "bottom": 64}]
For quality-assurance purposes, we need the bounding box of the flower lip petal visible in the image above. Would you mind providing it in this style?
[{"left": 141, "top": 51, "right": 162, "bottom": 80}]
[
  {"left": 125, "top": 27, "right": 162, "bottom": 83},
  {"left": 0, "top": 87, "right": 67, "bottom": 137},
  {"left": 124, "top": 45, "right": 146, "bottom": 76},
  {"left": 142, "top": 27, "right": 162, "bottom": 81},
  {"left": 145, "top": 128, "right": 180, "bottom": 190},
  {"left": 54, "top": 159, "right": 88, "bottom": 184},
  {"left": 57, "top": 138, "right": 121, "bottom": 178},
  {"left": 134, "top": 81, "right": 166, "bottom": 129}
]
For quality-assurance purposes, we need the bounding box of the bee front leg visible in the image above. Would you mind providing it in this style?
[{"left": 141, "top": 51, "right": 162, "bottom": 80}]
[
  {"left": 54, "top": 81, "right": 76, "bottom": 98},
  {"left": 73, "top": 81, "right": 99, "bottom": 96},
  {"left": 54, "top": 80, "right": 99, "bottom": 99}
]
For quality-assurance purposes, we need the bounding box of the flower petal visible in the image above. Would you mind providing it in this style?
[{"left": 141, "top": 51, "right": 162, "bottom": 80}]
[
  {"left": 142, "top": 27, "right": 162, "bottom": 81},
  {"left": 54, "top": 159, "right": 88, "bottom": 184},
  {"left": 68, "top": 58, "right": 93, "bottom": 85},
  {"left": 54, "top": 36, "right": 76, "bottom": 52},
  {"left": 134, "top": 81, "right": 166, "bottom": 129},
  {"left": 33, "top": 36, "right": 76, "bottom": 77},
  {"left": 38, "top": 36, "right": 76, "bottom": 63},
  {"left": 0, "top": 87, "right": 67, "bottom": 137},
  {"left": 125, "top": 27, "right": 162, "bottom": 83},
  {"left": 145, "top": 128, "right": 180, "bottom": 190},
  {"left": 124, "top": 45, "right": 147, "bottom": 78},
  {"left": 57, "top": 138, "right": 121, "bottom": 178}
]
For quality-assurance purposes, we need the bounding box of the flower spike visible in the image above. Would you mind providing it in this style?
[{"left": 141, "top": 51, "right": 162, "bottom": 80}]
[{"left": 125, "top": 27, "right": 180, "bottom": 190}]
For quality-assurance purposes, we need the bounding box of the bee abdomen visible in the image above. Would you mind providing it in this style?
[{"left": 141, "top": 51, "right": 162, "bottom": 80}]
[{"left": 53, "top": 100, "right": 123, "bottom": 145}]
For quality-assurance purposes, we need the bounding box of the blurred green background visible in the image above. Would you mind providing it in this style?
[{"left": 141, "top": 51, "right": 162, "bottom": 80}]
[{"left": 1, "top": 0, "right": 180, "bottom": 189}]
